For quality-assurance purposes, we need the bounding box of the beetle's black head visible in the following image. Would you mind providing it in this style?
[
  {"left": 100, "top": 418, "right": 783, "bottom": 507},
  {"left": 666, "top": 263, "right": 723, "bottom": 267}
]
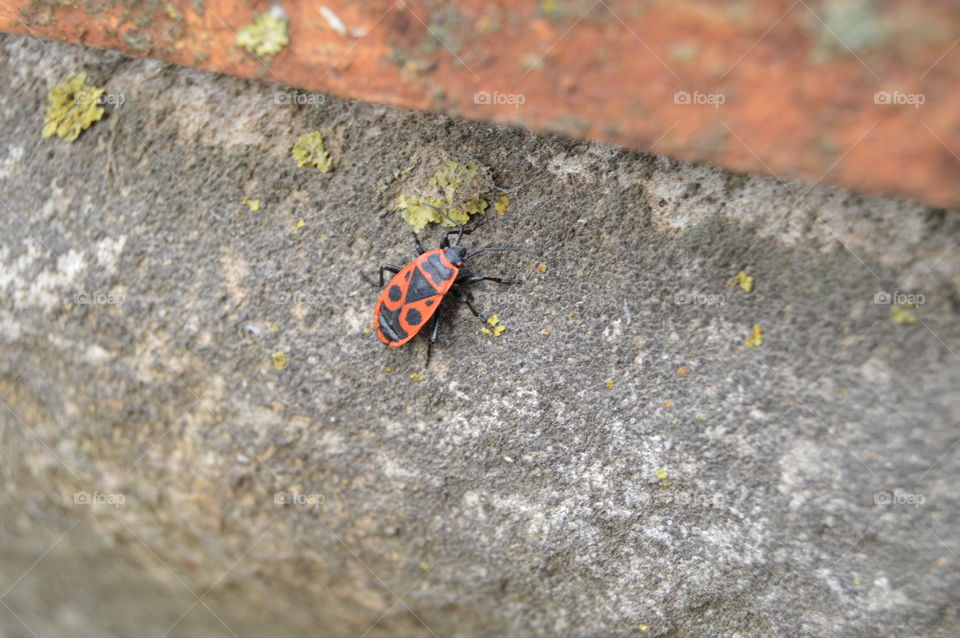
[{"left": 444, "top": 245, "right": 466, "bottom": 266}]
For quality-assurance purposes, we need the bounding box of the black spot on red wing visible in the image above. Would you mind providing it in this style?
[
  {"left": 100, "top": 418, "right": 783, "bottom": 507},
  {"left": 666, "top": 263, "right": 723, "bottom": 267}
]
[
  {"left": 423, "top": 253, "right": 454, "bottom": 285},
  {"left": 388, "top": 284, "right": 403, "bottom": 302},
  {"left": 404, "top": 270, "right": 411, "bottom": 280},
  {"left": 379, "top": 306, "right": 407, "bottom": 342},
  {"left": 405, "top": 307, "right": 423, "bottom": 326},
  {"left": 405, "top": 267, "right": 439, "bottom": 303},
  {"left": 425, "top": 299, "right": 435, "bottom": 307}
]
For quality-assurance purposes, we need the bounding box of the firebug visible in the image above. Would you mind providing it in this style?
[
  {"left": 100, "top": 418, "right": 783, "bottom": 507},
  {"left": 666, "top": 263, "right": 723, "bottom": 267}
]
[{"left": 374, "top": 207, "right": 527, "bottom": 364}]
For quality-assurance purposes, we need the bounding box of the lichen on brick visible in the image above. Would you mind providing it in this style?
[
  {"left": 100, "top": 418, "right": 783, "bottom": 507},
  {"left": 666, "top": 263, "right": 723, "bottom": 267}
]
[
  {"left": 808, "top": 0, "right": 887, "bottom": 63},
  {"left": 236, "top": 10, "right": 289, "bottom": 59},
  {"left": 292, "top": 131, "right": 334, "bottom": 173},
  {"left": 42, "top": 72, "right": 105, "bottom": 142}
]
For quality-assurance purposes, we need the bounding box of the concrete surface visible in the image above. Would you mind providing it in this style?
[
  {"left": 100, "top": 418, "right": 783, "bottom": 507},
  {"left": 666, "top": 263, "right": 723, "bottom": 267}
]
[{"left": 0, "top": 34, "right": 958, "bottom": 638}]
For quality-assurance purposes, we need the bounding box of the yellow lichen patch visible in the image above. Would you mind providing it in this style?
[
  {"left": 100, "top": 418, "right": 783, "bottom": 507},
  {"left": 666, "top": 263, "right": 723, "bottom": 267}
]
[
  {"left": 418, "top": 561, "right": 430, "bottom": 572},
  {"left": 540, "top": 0, "right": 561, "bottom": 16},
  {"left": 891, "top": 305, "right": 917, "bottom": 324},
  {"left": 539, "top": 330, "right": 550, "bottom": 338},
  {"left": 431, "top": 159, "right": 479, "bottom": 204},
  {"left": 242, "top": 196, "right": 261, "bottom": 212},
  {"left": 271, "top": 351, "right": 289, "bottom": 370},
  {"left": 292, "top": 131, "right": 334, "bottom": 173},
  {"left": 291, "top": 219, "right": 306, "bottom": 231},
  {"left": 655, "top": 468, "right": 668, "bottom": 480},
  {"left": 494, "top": 194, "right": 509, "bottom": 215},
  {"left": 409, "top": 372, "right": 425, "bottom": 381},
  {"left": 480, "top": 315, "right": 506, "bottom": 337},
  {"left": 395, "top": 195, "right": 455, "bottom": 231},
  {"left": 400, "top": 60, "right": 421, "bottom": 78},
  {"left": 481, "top": 315, "right": 506, "bottom": 337},
  {"left": 605, "top": 380, "right": 614, "bottom": 389},
  {"left": 236, "top": 11, "right": 289, "bottom": 59},
  {"left": 639, "top": 625, "right": 650, "bottom": 633},
  {"left": 42, "top": 73, "right": 105, "bottom": 142},
  {"left": 729, "top": 270, "right": 754, "bottom": 292},
  {"left": 536, "top": 263, "right": 548, "bottom": 273},
  {"left": 744, "top": 324, "right": 763, "bottom": 347},
  {"left": 394, "top": 158, "right": 493, "bottom": 230}
]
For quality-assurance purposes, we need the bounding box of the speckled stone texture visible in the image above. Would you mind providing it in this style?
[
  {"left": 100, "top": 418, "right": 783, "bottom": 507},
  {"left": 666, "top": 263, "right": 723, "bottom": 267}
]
[{"left": 0, "top": 34, "right": 958, "bottom": 638}]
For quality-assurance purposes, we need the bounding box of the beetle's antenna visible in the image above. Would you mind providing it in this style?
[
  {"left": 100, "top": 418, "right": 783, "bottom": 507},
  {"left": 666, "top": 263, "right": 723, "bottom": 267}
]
[
  {"left": 421, "top": 202, "right": 464, "bottom": 240},
  {"left": 466, "top": 246, "right": 537, "bottom": 259},
  {"left": 463, "top": 213, "right": 490, "bottom": 244}
]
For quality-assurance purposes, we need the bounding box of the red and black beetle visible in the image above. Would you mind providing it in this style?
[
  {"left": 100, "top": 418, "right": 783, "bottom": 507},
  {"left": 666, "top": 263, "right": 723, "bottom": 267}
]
[{"left": 374, "top": 208, "right": 525, "bottom": 363}]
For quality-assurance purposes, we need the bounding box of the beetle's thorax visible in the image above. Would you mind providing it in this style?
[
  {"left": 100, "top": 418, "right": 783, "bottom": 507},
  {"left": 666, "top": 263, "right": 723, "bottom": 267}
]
[{"left": 444, "top": 245, "right": 466, "bottom": 266}]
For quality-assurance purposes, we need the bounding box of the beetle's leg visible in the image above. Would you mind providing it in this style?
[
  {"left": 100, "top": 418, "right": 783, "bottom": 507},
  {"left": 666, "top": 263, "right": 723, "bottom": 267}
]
[
  {"left": 450, "top": 287, "right": 487, "bottom": 323},
  {"left": 425, "top": 313, "right": 442, "bottom": 367},
  {"left": 379, "top": 264, "right": 403, "bottom": 287},
  {"left": 440, "top": 226, "right": 481, "bottom": 248},
  {"left": 455, "top": 274, "right": 519, "bottom": 285},
  {"left": 412, "top": 232, "right": 425, "bottom": 255}
]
